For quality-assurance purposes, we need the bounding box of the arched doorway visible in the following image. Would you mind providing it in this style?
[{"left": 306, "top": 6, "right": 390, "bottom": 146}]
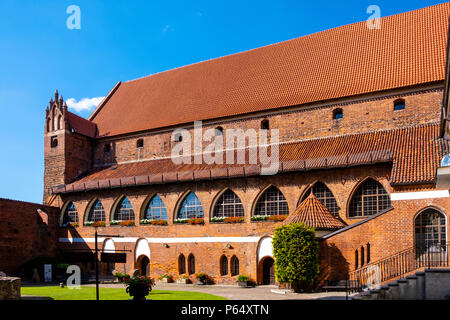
[
  {"left": 140, "top": 256, "right": 150, "bottom": 276},
  {"left": 261, "top": 257, "right": 275, "bottom": 285},
  {"left": 136, "top": 255, "right": 150, "bottom": 276}
]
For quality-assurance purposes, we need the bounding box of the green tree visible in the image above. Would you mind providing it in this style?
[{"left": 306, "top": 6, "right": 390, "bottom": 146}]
[{"left": 272, "top": 223, "right": 319, "bottom": 292}]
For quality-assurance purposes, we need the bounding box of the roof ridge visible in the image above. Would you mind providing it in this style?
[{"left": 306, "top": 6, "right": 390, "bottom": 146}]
[{"left": 123, "top": 3, "right": 447, "bottom": 85}]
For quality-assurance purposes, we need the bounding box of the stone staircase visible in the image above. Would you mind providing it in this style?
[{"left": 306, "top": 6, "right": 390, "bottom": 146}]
[{"left": 353, "top": 269, "right": 450, "bottom": 300}]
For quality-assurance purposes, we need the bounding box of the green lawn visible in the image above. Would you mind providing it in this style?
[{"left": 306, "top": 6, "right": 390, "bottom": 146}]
[{"left": 21, "top": 285, "right": 227, "bottom": 300}]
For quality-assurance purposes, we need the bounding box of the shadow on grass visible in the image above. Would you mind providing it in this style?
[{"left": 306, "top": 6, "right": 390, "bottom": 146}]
[{"left": 21, "top": 296, "right": 54, "bottom": 300}]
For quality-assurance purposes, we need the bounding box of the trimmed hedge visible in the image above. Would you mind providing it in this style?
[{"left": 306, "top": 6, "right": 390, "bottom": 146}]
[{"left": 272, "top": 223, "right": 319, "bottom": 291}]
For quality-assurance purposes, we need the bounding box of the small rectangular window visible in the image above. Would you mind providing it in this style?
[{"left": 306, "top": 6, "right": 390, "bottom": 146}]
[{"left": 50, "top": 136, "right": 58, "bottom": 148}]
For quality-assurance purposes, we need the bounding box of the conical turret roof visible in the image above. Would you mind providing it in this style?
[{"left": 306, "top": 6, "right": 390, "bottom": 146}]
[{"left": 283, "top": 193, "right": 346, "bottom": 230}]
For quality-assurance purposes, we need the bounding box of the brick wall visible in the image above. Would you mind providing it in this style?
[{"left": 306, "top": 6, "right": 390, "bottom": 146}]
[
  {"left": 319, "top": 196, "right": 450, "bottom": 284},
  {"left": 56, "top": 164, "right": 392, "bottom": 283},
  {"left": 91, "top": 88, "right": 442, "bottom": 166},
  {"left": 0, "top": 198, "right": 60, "bottom": 276}
]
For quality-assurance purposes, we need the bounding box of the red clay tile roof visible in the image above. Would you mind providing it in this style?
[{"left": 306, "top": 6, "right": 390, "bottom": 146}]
[
  {"left": 282, "top": 193, "right": 346, "bottom": 230},
  {"left": 53, "top": 123, "right": 443, "bottom": 194},
  {"left": 89, "top": 3, "right": 450, "bottom": 137},
  {"left": 67, "top": 111, "right": 97, "bottom": 138}
]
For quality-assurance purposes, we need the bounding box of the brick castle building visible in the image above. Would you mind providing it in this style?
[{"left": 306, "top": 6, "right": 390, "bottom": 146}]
[{"left": 2, "top": 3, "right": 450, "bottom": 287}]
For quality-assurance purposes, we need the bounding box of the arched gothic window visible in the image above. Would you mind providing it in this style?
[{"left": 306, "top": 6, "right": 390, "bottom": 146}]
[
  {"left": 230, "top": 256, "right": 239, "bottom": 276},
  {"left": 178, "top": 254, "right": 186, "bottom": 275},
  {"left": 348, "top": 178, "right": 391, "bottom": 217},
  {"left": 87, "top": 200, "right": 105, "bottom": 222},
  {"left": 144, "top": 195, "right": 168, "bottom": 220},
  {"left": 220, "top": 255, "right": 228, "bottom": 276},
  {"left": 178, "top": 192, "right": 204, "bottom": 219},
  {"left": 113, "top": 197, "right": 135, "bottom": 221},
  {"left": 188, "top": 254, "right": 195, "bottom": 274},
  {"left": 254, "top": 186, "right": 288, "bottom": 216},
  {"left": 415, "top": 208, "right": 446, "bottom": 252},
  {"left": 62, "top": 202, "right": 79, "bottom": 225},
  {"left": 300, "top": 182, "right": 339, "bottom": 216},
  {"left": 213, "top": 189, "right": 244, "bottom": 218}
]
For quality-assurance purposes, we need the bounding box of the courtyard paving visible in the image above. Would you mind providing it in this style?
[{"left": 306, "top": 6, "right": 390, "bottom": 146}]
[{"left": 84, "top": 282, "right": 354, "bottom": 300}]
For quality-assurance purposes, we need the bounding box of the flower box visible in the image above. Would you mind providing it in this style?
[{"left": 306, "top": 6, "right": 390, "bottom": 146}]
[
  {"left": 140, "top": 219, "right": 168, "bottom": 226},
  {"left": 110, "top": 220, "right": 135, "bottom": 226},
  {"left": 251, "top": 215, "right": 287, "bottom": 222},
  {"left": 158, "top": 275, "right": 173, "bottom": 283},
  {"left": 177, "top": 277, "right": 191, "bottom": 284},
  {"left": 84, "top": 221, "right": 106, "bottom": 227},
  {"left": 188, "top": 218, "right": 204, "bottom": 225}
]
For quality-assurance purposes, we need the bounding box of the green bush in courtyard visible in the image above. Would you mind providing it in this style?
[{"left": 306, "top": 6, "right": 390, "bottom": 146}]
[{"left": 272, "top": 223, "right": 319, "bottom": 292}]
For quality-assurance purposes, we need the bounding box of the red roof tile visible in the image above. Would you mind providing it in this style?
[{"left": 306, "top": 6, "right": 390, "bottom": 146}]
[
  {"left": 89, "top": 3, "right": 450, "bottom": 137},
  {"left": 67, "top": 112, "right": 97, "bottom": 138},
  {"left": 282, "top": 193, "right": 346, "bottom": 230},
  {"left": 53, "top": 123, "right": 442, "bottom": 194}
]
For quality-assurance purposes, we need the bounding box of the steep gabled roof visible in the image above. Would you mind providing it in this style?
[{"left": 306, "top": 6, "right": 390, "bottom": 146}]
[
  {"left": 89, "top": 3, "right": 450, "bottom": 137},
  {"left": 67, "top": 112, "right": 97, "bottom": 138}
]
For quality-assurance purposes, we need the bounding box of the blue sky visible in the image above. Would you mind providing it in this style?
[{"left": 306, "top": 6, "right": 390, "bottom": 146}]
[{"left": 0, "top": 0, "right": 446, "bottom": 203}]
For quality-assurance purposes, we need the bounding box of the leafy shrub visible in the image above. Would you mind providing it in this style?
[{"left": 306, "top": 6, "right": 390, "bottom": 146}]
[
  {"left": 158, "top": 274, "right": 173, "bottom": 280},
  {"left": 237, "top": 275, "right": 249, "bottom": 282},
  {"left": 272, "top": 223, "right": 319, "bottom": 292}
]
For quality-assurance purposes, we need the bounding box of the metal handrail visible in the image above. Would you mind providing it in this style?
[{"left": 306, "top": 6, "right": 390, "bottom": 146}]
[{"left": 347, "top": 243, "right": 450, "bottom": 294}]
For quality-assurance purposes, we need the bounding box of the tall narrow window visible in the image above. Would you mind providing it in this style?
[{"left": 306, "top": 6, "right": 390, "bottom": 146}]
[
  {"left": 178, "top": 254, "right": 186, "bottom": 274},
  {"left": 178, "top": 192, "right": 204, "bottom": 219},
  {"left": 62, "top": 202, "right": 79, "bottom": 225},
  {"left": 361, "top": 246, "right": 365, "bottom": 267},
  {"left": 144, "top": 195, "right": 168, "bottom": 221},
  {"left": 254, "top": 186, "right": 288, "bottom": 216},
  {"left": 213, "top": 189, "right": 244, "bottom": 218},
  {"left": 355, "top": 250, "right": 359, "bottom": 269},
  {"left": 348, "top": 178, "right": 391, "bottom": 218},
  {"left": 188, "top": 254, "right": 195, "bottom": 274},
  {"left": 300, "top": 182, "right": 339, "bottom": 217},
  {"left": 87, "top": 200, "right": 105, "bottom": 222},
  {"left": 113, "top": 197, "right": 135, "bottom": 221},
  {"left": 220, "top": 255, "right": 228, "bottom": 276},
  {"left": 230, "top": 256, "right": 239, "bottom": 276},
  {"left": 57, "top": 115, "right": 62, "bottom": 130},
  {"left": 367, "top": 243, "right": 371, "bottom": 264}
]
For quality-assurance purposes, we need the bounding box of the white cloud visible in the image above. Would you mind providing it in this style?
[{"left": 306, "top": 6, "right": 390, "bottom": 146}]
[
  {"left": 66, "top": 96, "right": 104, "bottom": 112},
  {"left": 162, "top": 24, "right": 170, "bottom": 33}
]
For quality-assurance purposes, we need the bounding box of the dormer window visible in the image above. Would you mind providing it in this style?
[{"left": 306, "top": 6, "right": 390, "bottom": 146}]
[
  {"left": 333, "top": 108, "right": 343, "bottom": 120},
  {"left": 137, "top": 139, "right": 144, "bottom": 148},
  {"left": 394, "top": 99, "right": 405, "bottom": 111}
]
